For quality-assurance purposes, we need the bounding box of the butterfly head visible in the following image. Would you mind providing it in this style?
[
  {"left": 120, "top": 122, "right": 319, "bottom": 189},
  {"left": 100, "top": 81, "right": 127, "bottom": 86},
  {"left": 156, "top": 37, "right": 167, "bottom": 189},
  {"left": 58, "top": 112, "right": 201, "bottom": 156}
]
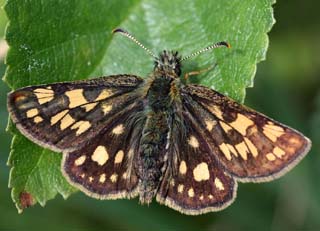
[
  {"left": 112, "top": 28, "right": 230, "bottom": 78},
  {"left": 154, "top": 50, "right": 182, "bottom": 77}
]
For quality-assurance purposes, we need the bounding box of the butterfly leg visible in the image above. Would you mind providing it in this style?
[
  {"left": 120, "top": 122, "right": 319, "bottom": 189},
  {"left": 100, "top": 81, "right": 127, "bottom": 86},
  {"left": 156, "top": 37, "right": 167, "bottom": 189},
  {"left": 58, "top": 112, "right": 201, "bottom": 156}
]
[{"left": 184, "top": 63, "right": 218, "bottom": 80}]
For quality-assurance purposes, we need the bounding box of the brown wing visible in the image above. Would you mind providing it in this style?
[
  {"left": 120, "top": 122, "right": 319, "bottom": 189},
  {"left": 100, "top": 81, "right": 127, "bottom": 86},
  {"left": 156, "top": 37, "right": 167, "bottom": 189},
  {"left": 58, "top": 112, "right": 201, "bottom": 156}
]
[
  {"left": 7, "top": 75, "right": 143, "bottom": 152},
  {"left": 156, "top": 110, "right": 236, "bottom": 215},
  {"left": 62, "top": 104, "right": 145, "bottom": 199},
  {"left": 180, "top": 84, "right": 311, "bottom": 182}
]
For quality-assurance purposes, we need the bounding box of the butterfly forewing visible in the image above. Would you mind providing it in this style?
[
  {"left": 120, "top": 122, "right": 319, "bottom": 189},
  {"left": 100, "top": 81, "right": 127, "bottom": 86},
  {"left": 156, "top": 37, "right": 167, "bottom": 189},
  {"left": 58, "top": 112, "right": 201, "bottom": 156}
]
[
  {"left": 8, "top": 75, "right": 143, "bottom": 152},
  {"left": 181, "top": 84, "right": 311, "bottom": 182},
  {"left": 156, "top": 112, "right": 236, "bottom": 215},
  {"left": 62, "top": 103, "right": 145, "bottom": 199}
]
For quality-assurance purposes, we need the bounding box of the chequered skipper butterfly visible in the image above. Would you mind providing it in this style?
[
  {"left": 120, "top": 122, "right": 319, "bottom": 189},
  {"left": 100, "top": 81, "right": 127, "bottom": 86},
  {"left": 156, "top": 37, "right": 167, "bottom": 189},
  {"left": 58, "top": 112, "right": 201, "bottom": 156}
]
[{"left": 7, "top": 28, "right": 311, "bottom": 215}]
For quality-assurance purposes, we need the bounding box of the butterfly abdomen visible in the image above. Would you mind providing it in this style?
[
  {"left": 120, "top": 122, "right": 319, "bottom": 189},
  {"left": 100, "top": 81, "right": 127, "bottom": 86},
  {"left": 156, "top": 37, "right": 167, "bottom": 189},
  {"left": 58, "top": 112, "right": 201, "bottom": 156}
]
[{"left": 136, "top": 75, "right": 174, "bottom": 203}]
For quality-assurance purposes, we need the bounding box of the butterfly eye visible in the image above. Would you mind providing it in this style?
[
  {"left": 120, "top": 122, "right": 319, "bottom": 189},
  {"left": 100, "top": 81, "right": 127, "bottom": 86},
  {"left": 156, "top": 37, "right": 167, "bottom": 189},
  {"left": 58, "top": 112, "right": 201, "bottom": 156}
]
[{"left": 174, "top": 64, "right": 181, "bottom": 76}]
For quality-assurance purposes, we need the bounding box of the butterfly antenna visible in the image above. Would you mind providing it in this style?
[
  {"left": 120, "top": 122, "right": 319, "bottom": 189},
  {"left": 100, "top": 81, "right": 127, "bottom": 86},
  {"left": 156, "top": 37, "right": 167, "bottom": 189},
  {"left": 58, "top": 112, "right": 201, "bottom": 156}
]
[
  {"left": 181, "top": 41, "right": 231, "bottom": 61},
  {"left": 112, "top": 28, "right": 157, "bottom": 59}
]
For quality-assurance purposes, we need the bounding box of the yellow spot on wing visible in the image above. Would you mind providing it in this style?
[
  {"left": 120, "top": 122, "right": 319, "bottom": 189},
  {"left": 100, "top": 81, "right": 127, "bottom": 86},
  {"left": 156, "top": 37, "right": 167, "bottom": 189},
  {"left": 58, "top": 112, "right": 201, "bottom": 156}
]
[
  {"left": 14, "top": 94, "right": 27, "bottom": 103},
  {"left": 248, "top": 125, "right": 258, "bottom": 136},
  {"left": 99, "top": 174, "right": 106, "bottom": 183},
  {"left": 65, "top": 89, "right": 88, "bottom": 108},
  {"left": 188, "top": 188, "right": 195, "bottom": 197},
  {"left": 188, "top": 136, "right": 199, "bottom": 148},
  {"left": 219, "top": 143, "right": 232, "bottom": 160},
  {"left": 122, "top": 172, "right": 127, "bottom": 179},
  {"left": 114, "top": 150, "right": 124, "bottom": 164},
  {"left": 205, "top": 119, "right": 216, "bottom": 131},
  {"left": 110, "top": 173, "right": 118, "bottom": 183},
  {"left": 214, "top": 178, "right": 225, "bottom": 190},
  {"left": 81, "top": 102, "right": 98, "bottom": 112},
  {"left": 227, "top": 144, "right": 238, "bottom": 157},
  {"left": 266, "top": 153, "right": 276, "bottom": 161},
  {"left": 60, "top": 114, "right": 75, "bottom": 130},
  {"left": 95, "top": 89, "right": 113, "bottom": 101},
  {"left": 74, "top": 155, "right": 86, "bottom": 166},
  {"left": 273, "top": 147, "right": 285, "bottom": 158},
  {"left": 219, "top": 121, "right": 232, "bottom": 133},
  {"left": 34, "top": 88, "right": 54, "bottom": 104},
  {"left": 265, "top": 123, "right": 285, "bottom": 131},
  {"left": 230, "top": 114, "right": 254, "bottom": 135},
  {"left": 209, "top": 105, "right": 223, "bottom": 120},
  {"left": 34, "top": 88, "right": 54, "bottom": 94},
  {"left": 235, "top": 142, "right": 249, "bottom": 160},
  {"left": 244, "top": 137, "right": 258, "bottom": 157},
  {"left": 71, "top": 120, "right": 91, "bottom": 135},
  {"left": 179, "top": 161, "right": 187, "bottom": 175},
  {"left": 193, "top": 162, "right": 210, "bottom": 182},
  {"left": 33, "top": 116, "right": 43, "bottom": 123},
  {"left": 51, "top": 110, "right": 69, "bottom": 125},
  {"left": 91, "top": 145, "right": 109, "bottom": 165},
  {"left": 112, "top": 124, "right": 124, "bottom": 135},
  {"left": 178, "top": 184, "right": 184, "bottom": 193},
  {"left": 102, "top": 104, "right": 112, "bottom": 115},
  {"left": 26, "top": 108, "right": 39, "bottom": 118},
  {"left": 263, "top": 124, "right": 285, "bottom": 142}
]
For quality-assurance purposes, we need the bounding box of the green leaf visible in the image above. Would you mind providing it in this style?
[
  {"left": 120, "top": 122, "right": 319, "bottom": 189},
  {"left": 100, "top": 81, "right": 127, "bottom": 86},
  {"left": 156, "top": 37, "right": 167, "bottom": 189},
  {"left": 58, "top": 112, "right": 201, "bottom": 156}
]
[
  {"left": 0, "top": 0, "right": 8, "bottom": 38},
  {"left": 4, "top": 0, "right": 275, "bottom": 211},
  {"left": 8, "top": 135, "right": 77, "bottom": 212}
]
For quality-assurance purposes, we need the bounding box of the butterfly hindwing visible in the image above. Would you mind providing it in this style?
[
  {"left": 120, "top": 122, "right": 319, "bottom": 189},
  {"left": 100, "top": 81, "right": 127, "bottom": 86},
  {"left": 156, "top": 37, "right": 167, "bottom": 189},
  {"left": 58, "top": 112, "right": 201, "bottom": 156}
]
[
  {"left": 62, "top": 101, "right": 145, "bottom": 199},
  {"left": 156, "top": 111, "right": 237, "bottom": 215},
  {"left": 8, "top": 75, "right": 143, "bottom": 152},
  {"left": 181, "top": 84, "right": 311, "bottom": 182}
]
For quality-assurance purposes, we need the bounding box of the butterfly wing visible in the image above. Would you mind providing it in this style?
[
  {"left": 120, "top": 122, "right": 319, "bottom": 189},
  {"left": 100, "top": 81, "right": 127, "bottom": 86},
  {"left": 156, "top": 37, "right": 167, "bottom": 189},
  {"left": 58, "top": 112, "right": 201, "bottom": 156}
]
[
  {"left": 62, "top": 106, "right": 145, "bottom": 199},
  {"left": 180, "top": 84, "right": 311, "bottom": 182},
  {"left": 8, "top": 75, "right": 143, "bottom": 152},
  {"left": 156, "top": 108, "right": 237, "bottom": 215}
]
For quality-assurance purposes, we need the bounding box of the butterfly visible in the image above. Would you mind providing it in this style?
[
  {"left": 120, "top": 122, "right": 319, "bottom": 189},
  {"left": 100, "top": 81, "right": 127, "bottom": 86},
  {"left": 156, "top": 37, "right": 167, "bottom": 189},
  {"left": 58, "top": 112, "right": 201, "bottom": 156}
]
[{"left": 7, "top": 28, "right": 311, "bottom": 215}]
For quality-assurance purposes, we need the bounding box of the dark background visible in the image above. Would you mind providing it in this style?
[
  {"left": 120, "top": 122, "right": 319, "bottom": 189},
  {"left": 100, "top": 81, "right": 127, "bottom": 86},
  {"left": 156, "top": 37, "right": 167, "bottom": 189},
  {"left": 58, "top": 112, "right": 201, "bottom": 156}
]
[{"left": 0, "top": 0, "right": 319, "bottom": 230}]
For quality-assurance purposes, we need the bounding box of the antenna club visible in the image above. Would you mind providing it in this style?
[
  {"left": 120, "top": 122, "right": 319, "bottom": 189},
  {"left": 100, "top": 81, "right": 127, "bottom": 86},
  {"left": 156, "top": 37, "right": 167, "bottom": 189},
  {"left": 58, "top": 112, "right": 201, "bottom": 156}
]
[
  {"left": 181, "top": 40, "right": 231, "bottom": 61},
  {"left": 219, "top": 41, "right": 231, "bottom": 48},
  {"left": 112, "top": 28, "right": 123, "bottom": 34}
]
